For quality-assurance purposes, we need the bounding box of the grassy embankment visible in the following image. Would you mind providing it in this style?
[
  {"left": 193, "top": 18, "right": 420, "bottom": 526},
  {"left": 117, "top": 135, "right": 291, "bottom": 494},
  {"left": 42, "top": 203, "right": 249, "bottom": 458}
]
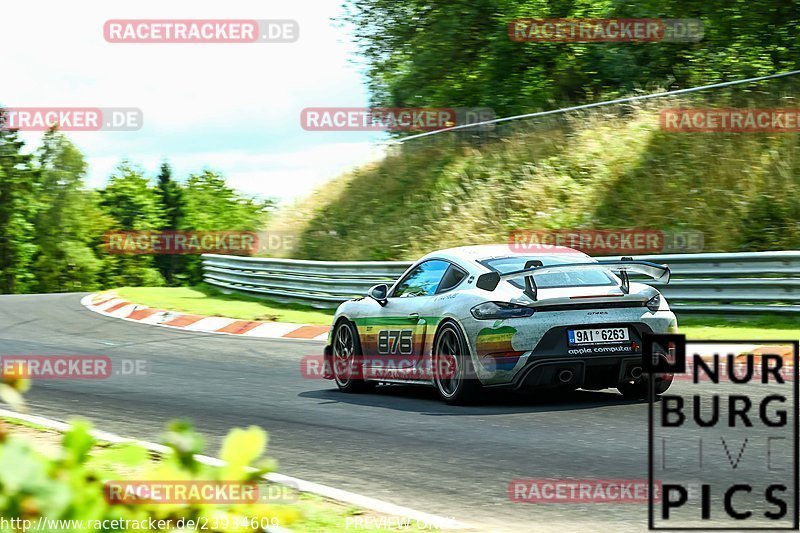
[{"left": 267, "top": 100, "right": 800, "bottom": 262}]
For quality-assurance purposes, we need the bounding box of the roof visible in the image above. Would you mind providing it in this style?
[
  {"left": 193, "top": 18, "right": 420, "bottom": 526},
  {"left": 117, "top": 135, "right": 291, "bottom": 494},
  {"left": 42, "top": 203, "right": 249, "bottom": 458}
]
[{"left": 420, "top": 244, "right": 590, "bottom": 264}]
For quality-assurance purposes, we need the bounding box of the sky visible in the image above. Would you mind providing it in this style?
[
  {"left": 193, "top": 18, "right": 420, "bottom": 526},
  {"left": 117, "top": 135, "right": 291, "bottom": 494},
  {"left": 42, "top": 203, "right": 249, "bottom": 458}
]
[{"left": 4, "top": 0, "right": 387, "bottom": 203}]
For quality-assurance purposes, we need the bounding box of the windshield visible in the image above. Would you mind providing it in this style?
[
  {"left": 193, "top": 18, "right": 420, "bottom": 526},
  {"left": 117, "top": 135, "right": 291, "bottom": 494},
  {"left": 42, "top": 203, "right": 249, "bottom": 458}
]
[{"left": 480, "top": 255, "right": 618, "bottom": 289}]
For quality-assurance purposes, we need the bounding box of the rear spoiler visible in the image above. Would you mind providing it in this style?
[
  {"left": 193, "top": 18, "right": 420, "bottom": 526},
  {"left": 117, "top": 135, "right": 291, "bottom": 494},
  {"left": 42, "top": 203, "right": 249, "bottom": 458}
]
[{"left": 475, "top": 259, "right": 670, "bottom": 301}]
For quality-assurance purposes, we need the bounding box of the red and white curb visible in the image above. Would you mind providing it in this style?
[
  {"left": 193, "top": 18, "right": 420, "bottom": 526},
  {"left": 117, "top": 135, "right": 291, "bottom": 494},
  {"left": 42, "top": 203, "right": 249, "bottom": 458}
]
[
  {"left": 81, "top": 293, "right": 331, "bottom": 341},
  {"left": 0, "top": 409, "right": 469, "bottom": 531}
]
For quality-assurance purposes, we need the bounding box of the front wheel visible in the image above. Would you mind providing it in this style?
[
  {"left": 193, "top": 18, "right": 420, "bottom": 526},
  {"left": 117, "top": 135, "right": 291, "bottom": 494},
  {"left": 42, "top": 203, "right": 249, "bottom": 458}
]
[
  {"left": 332, "top": 320, "right": 373, "bottom": 393},
  {"left": 432, "top": 322, "right": 480, "bottom": 405}
]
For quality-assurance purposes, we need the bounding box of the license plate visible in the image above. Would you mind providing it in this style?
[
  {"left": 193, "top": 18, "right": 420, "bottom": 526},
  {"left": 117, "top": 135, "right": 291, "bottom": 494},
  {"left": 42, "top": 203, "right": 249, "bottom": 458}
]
[{"left": 568, "top": 327, "right": 629, "bottom": 345}]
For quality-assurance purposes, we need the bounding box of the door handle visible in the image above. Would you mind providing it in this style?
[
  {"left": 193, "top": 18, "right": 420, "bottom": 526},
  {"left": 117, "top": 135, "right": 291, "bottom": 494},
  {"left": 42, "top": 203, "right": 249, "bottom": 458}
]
[{"left": 408, "top": 312, "right": 420, "bottom": 319}]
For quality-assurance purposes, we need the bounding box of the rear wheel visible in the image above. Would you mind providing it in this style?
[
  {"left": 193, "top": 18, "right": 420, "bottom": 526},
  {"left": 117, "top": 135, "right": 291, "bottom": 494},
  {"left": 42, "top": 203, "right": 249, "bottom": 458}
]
[
  {"left": 432, "top": 322, "right": 480, "bottom": 405},
  {"left": 617, "top": 374, "right": 673, "bottom": 398},
  {"left": 332, "top": 320, "right": 373, "bottom": 393}
]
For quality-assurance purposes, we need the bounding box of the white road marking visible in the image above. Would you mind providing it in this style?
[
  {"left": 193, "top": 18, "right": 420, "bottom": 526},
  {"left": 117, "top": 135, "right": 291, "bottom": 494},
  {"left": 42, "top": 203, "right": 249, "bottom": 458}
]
[
  {"left": 243, "top": 322, "right": 304, "bottom": 337},
  {"left": 183, "top": 316, "right": 237, "bottom": 331},
  {"left": 94, "top": 298, "right": 125, "bottom": 312}
]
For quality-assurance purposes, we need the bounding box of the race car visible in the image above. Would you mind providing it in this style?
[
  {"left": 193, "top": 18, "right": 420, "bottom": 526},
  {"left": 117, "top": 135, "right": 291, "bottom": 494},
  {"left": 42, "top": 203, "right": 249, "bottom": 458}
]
[{"left": 323, "top": 244, "right": 678, "bottom": 404}]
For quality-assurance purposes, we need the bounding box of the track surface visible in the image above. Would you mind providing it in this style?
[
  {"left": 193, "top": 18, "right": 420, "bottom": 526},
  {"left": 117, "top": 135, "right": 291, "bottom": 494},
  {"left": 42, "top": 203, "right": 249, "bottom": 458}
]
[{"left": 0, "top": 294, "right": 795, "bottom": 532}]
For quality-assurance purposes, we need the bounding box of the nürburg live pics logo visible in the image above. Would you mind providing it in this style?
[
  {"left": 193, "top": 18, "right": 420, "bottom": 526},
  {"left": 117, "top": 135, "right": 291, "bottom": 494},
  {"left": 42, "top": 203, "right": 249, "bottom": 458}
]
[{"left": 645, "top": 334, "right": 799, "bottom": 530}]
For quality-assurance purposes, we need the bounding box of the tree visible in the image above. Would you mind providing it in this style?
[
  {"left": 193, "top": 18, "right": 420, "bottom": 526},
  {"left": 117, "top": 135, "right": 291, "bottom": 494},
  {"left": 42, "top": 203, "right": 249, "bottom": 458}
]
[
  {"left": 181, "top": 170, "right": 272, "bottom": 283},
  {"left": 154, "top": 161, "right": 186, "bottom": 285},
  {"left": 0, "top": 112, "right": 35, "bottom": 294},
  {"left": 99, "top": 162, "right": 163, "bottom": 230},
  {"left": 182, "top": 170, "right": 269, "bottom": 231},
  {"left": 97, "top": 162, "right": 165, "bottom": 288},
  {"left": 0, "top": 127, "right": 273, "bottom": 293},
  {"left": 30, "top": 129, "right": 102, "bottom": 292},
  {"left": 342, "top": 0, "right": 800, "bottom": 118}
]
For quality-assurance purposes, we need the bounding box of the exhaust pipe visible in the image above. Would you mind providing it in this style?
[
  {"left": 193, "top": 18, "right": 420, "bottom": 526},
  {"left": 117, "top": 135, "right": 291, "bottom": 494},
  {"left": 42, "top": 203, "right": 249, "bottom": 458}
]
[
  {"left": 557, "top": 369, "right": 574, "bottom": 383},
  {"left": 630, "top": 366, "right": 643, "bottom": 379}
]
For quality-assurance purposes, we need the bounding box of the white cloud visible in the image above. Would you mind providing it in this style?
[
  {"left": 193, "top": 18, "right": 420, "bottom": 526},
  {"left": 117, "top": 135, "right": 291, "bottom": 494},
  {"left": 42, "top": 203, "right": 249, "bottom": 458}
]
[
  {"left": 6, "top": 0, "right": 383, "bottom": 203},
  {"left": 86, "top": 142, "right": 386, "bottom": 201}
]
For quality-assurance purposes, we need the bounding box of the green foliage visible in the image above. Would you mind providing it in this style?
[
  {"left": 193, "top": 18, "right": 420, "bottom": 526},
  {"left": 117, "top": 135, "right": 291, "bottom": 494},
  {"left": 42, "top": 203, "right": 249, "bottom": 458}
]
[
  {"left": 0, "top": 363, "right": 303, "bottom": 531},
  {"left": 343, "top": 0, "right": 800, "bottom": 116},
  {"left": 0, "top": 418, "right": 298, "bottom": 532},
  {"left": 154, "top": 162, "right": 186, "bottom": 286},
  {"left": 282, "top": 97, "right": 800, "bottom": 260},
  {"left": 180, "top": 170, "right": 273, "bottom": 284},
  {"left": 30, "top": 130, "right": 103, "bottom": 293},
  {"left": 0, "top": 116, "right": 271, "bottom": 295},
  {"left": 0, "top": 368, "right": 29, "bottom": 412},
  {"left": 95, "top": 162, "right": 166, "bottom": 288},
  {"left": 182, "top": 171, "right": 270, "bottom": 231},
  {"left": 156, "top": 162, "right": 185, "bottom": 230},
  {"left": 100, "top": 162, "right": 164, "bottom": 231},
  {"left": 0, "top": 119, "right": 36, "bottom": 293}
]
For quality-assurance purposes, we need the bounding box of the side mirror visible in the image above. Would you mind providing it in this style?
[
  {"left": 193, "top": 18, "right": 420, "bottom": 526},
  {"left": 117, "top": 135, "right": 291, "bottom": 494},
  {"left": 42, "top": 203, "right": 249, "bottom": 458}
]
[{"left": 368, "top": 284, "right": 389, "bottom": 306}]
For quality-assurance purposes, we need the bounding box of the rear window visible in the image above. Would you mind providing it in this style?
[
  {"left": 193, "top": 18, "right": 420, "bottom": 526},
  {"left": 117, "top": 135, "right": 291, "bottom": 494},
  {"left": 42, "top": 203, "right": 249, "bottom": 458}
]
[{"left": 480, "top": 255, "right": 616, "bottom": 289}]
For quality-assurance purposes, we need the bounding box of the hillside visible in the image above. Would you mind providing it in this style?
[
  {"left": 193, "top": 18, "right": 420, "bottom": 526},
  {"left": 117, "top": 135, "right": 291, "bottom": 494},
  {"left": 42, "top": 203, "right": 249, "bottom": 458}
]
[{"left": 269, "top": 99, "right": 800, "bottom": 261}]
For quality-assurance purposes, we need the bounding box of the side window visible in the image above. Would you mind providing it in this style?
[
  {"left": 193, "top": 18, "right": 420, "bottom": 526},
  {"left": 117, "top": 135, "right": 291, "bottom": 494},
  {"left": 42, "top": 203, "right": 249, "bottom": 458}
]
[
  {"left": 393, "top": 260, "right": 450, "bottom": 298},
  {"left": 436, "top": 265, "right": 467, "bottom": 293}
]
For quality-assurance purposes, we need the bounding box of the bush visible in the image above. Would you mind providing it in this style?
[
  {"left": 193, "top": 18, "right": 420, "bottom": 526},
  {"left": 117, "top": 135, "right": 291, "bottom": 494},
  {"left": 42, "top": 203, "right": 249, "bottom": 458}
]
[{"left": 0, "top": 376, "right": 297, "bottom": 532}]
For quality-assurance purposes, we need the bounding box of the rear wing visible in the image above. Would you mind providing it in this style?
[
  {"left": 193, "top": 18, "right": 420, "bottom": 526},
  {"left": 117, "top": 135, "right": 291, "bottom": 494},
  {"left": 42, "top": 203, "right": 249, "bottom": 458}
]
[{"left": 475, "top": 259, "right": 670, "bottom": 301}]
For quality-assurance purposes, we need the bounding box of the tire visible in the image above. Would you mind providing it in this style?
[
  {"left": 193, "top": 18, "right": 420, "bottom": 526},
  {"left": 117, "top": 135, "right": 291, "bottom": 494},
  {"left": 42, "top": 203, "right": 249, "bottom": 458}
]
[
  {"left": 331, "top": 320, "right": 374, "bottom": 393},
  {"left": 617, "top": 374, "right": 673, "bottom": 398},
  {"left": 432, "top": 322, "right": 480, "bottom": 405}
]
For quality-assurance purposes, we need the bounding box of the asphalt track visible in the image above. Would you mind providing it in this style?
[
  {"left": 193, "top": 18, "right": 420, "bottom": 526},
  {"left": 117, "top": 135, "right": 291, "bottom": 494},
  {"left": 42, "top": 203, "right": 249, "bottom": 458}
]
[{"left": 0, "top": 293, "right": 796, "bottom": 532}]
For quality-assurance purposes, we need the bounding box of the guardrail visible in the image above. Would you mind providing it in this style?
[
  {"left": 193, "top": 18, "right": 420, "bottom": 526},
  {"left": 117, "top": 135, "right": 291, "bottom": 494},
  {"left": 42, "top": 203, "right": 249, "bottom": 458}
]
[
  {"left": 202, "top": 251, "right": 800, "bottom": 314},
  {"left": 202, "top": 255, "right": 413, "bottom": 307}
]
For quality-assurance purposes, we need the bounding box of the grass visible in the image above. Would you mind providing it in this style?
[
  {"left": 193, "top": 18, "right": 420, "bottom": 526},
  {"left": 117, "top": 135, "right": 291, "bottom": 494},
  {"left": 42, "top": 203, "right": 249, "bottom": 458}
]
[
  {"left": 679, "top": 315, "right": 800, "bottom": 341},
  {"left": 113, "top": 285, "right": 334, "bottom": 325},
  {"left": 265, "top": 97, "right": 800, "bottom": 261}
]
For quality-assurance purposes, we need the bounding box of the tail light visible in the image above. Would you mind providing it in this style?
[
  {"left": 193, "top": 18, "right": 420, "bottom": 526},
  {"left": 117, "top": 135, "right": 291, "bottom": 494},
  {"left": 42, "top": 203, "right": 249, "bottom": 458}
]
[
  {"left": 646, "top": 294, "right": 661, "bottom": 312},
  {"left": 471, "top": 301, "right": 535, "bottom": 320}
]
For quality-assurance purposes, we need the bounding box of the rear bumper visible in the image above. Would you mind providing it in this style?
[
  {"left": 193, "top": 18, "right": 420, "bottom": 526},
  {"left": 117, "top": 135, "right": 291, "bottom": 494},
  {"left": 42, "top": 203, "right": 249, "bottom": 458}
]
[
  {"left": 508, "top": 355, "right": 642, "bottom": 391},
  {"left": 477, "top": 319, "right": 668, "bottom": 388}
]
